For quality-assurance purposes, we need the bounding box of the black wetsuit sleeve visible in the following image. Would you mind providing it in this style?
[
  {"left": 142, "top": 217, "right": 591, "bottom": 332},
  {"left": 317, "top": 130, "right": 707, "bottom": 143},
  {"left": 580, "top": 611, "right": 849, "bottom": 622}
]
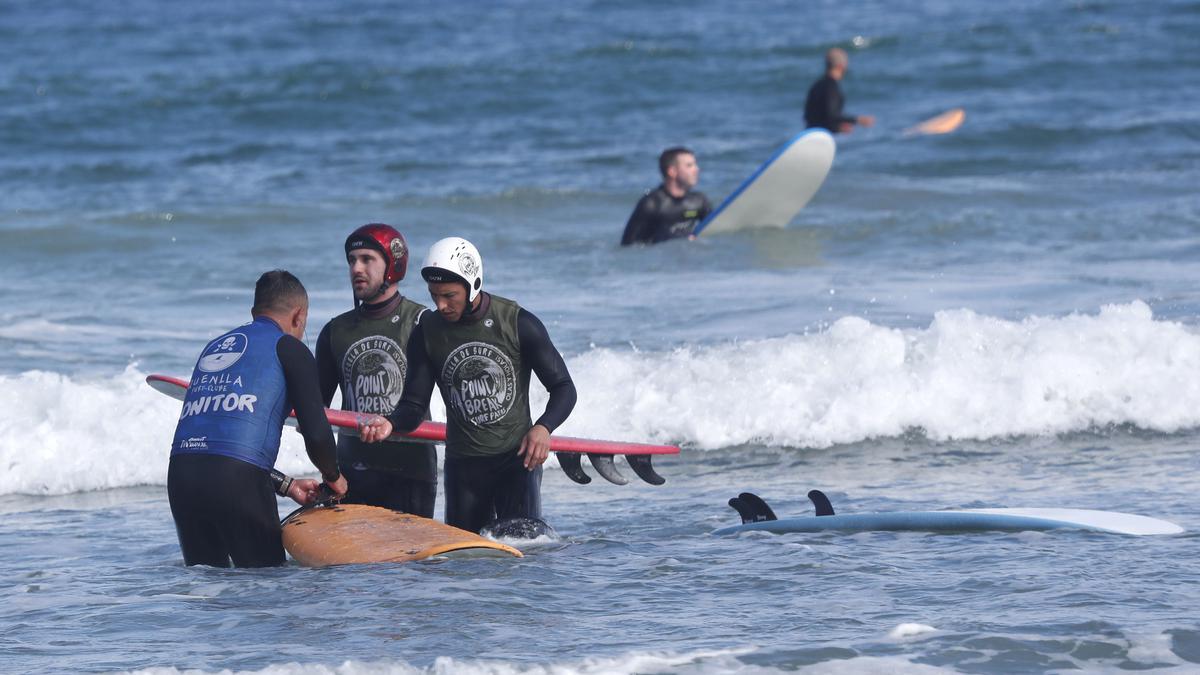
[
  {"left": 805, "top": 77, "right": 856, "bottom": 131},
  {"left": 822, "top": 82, "right": 847, "bottom": 128},
  {"left": 620, "top": 193, "right": 656, "bottom": 246},
  {"left": 825, "top": 80, "right": 857, "bottom": 127},
  {"left": 276, "top": 335, "right": 341, "bottom": 481},
  {"left": 699, "top": 193, "right": 713, "bottom": 221},
  {"left": 314, "top": 322, "right": 339, "bottom": 406},
  {"left": 517, "top": 309, "right": 577, "bottom": 433},
  {"left": 386, "top": 322, "right": 437, "bottom": 433}
]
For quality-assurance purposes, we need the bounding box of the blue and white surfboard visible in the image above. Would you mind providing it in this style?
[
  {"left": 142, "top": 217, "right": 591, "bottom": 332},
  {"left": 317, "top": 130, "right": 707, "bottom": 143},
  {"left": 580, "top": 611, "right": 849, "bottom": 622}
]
[
  {"left": 695, "top": 129, "right": 836, "bottom": 237},
  {"left": 714, "top": 491, "right": 1183, "bottom": 537}
]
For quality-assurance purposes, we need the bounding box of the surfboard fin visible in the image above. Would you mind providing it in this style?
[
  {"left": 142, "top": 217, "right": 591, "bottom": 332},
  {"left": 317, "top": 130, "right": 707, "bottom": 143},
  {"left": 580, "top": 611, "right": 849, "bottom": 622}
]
[
  {"left": 807, "top": 489, "right": 835, "bottom": 516},
  {"left": 588, "top": 453, "right": 628, "bottom": 485},
  {"left": 626, "top": 454, "right": 666, "bottom": 485},
  {"left": 728, "top": 492, "right": 778, "bottom": 524},
  {"left": 557, "top": 452, "right": 592, "bottom": 484}
]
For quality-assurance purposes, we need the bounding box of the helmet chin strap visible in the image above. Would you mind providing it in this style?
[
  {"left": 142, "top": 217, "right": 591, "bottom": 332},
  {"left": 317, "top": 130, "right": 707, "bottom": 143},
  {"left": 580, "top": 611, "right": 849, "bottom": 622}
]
[{"left": 354, "top": 280, "right": 390, "bottom": 309}]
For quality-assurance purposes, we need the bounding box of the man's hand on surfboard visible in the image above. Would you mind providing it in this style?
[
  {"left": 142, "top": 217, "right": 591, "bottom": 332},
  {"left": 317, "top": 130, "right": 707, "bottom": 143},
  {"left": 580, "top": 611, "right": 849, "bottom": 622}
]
[
  {"left": 287, "top": 478, "right": 323, "bottom": 506},
  {"left": 518, "top": 424, "right": 551, "bottom": 470},
  {"left": 358, "top": 414, "right": 394, "bottom": 443},
  {"left": 325, "top": 474, "right": 349, "bottom": 500}
]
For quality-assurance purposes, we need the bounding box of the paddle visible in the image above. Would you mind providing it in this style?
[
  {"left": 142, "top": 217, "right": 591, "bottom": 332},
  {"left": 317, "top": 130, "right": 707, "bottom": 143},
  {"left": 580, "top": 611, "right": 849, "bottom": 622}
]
[{"left": 902, "top": 107, "right": 965, "bottom": 137}]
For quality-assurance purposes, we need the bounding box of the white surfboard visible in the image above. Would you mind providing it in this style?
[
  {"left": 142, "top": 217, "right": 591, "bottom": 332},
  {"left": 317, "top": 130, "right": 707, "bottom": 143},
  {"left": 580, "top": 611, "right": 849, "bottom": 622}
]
[
  {"left": 694, "top": 128, "right": 836, "bottom": 237},
  {"left": 714, "top": 509, "right": 1184, "bottom": 537},
  {"left": 715, "top": 492, "right": 1183, "bottom": 537}
]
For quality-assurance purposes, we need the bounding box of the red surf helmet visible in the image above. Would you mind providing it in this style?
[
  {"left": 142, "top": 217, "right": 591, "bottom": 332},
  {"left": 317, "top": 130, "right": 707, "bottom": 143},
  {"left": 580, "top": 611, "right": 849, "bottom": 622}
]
[{"left": 344, "top": 223, "right": 408, "bottom": 285}]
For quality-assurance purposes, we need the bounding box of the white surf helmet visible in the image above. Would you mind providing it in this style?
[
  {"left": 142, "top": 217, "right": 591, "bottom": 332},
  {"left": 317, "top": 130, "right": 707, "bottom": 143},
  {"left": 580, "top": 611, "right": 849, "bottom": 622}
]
[{"left": 421, "top": 237, "right": 484, "bottom": 302}]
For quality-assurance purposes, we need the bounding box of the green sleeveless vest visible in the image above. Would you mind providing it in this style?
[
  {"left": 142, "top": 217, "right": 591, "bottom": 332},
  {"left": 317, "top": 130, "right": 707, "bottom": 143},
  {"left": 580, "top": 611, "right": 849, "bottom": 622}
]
[
  {"left": 325, "top": 295, "right": 435, "bottom": 481},
  {"left": 421, "top": 294, "right": 531, "bottom": 458}
]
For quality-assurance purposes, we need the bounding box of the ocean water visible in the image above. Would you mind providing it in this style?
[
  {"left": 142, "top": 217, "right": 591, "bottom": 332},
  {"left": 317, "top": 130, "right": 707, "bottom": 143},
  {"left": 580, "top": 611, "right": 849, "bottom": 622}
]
[{"left": 3, "top": 1, "right": 1200, "bottom": 673}]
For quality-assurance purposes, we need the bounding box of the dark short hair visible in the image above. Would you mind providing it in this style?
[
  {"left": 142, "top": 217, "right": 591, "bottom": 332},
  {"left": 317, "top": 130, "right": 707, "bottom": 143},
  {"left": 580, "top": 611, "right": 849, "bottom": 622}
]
[
  {"left": 252, "top": 269, "right": 308, "bottom": 315},
  {"left": 658, "top": 146, "right": 694, "bottom": 178}
]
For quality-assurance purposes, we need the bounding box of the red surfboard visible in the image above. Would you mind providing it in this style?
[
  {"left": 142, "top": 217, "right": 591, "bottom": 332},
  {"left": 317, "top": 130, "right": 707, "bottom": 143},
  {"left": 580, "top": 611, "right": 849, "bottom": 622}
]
[{"left": 148, "top": 373, "right": 676, "bottom": 485}]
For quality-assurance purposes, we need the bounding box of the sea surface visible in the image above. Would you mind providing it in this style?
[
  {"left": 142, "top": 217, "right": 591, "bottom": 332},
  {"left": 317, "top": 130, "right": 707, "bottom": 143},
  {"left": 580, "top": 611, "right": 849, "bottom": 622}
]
[{"left": 3, "top": 1, "right": 1200, "bottom": 673}]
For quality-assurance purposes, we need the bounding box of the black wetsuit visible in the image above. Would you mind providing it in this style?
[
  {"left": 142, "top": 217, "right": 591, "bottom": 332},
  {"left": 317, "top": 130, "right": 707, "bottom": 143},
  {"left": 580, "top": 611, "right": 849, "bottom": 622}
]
[
  {"left": 388, "top": 294, "right": 576, "bottom": 533},
  {"left": 804, "top": 74, "right": 858, "bottom": 133},
  {"left": 315, "top": 293, "right": 437, "bottom": 517},
  {"left": 168, "top": 332, "right": 339, "bottom": 568},
  {"left": 620, "top": 186, "right": 712, "bottom": 246}
]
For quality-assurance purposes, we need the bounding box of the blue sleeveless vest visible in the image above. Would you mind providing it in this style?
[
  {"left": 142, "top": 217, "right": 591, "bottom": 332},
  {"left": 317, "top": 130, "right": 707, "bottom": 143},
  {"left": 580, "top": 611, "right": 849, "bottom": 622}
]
[{"left": 171, "top": 316, "right": 291, "bottom": 470}]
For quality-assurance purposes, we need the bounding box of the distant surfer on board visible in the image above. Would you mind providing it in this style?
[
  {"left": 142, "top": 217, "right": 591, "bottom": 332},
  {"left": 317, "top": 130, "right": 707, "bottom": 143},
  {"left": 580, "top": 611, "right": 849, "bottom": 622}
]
[
  {"left": 359, "top": 237, "right": 578, "bottom": 533},
  {"left": 167, "top": 270, "right": 348, "bottom": 567},
  {"left": 619, "top": 147, "right": 712, "bottom": 246},
  {"left": 315, "top": 224, "right": 438, "bottom": 517},
  {"left": 804, "top": 47, "right": 875, "bottom": 134}
]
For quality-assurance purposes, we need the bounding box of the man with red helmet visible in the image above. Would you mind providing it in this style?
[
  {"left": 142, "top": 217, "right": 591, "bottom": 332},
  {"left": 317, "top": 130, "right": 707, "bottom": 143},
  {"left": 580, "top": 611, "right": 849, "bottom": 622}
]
[{"left": 314, "top": 224, "right": 438, "bottom": 517}]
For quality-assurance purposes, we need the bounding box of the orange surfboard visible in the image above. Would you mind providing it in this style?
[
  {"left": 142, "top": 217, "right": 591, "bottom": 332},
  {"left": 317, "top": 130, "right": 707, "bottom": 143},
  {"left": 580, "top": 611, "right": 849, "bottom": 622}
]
[
  {"left": 904, "top": 108, "right": 965, "bottom": 136},
  {"left": 281, "top": 504, "right": 522, "bottom": 566}
]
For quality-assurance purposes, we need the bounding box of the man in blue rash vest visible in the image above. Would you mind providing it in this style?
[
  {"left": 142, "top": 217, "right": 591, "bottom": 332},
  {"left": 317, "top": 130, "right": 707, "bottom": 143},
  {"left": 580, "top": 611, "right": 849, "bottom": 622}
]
[
  {"left": 168, "top": 270, "right": 348, "bottom": 568},
  {"left": 804, "top": 47, "right": 875, "bottom": 134},
  {"left": 315, "top": 224, "right": 438, "bottom": 517},
  {"left": 619, "top": 147, "right": 712, "bottom": 246},
  {"left": 357, "top": 237, "right": 578, "bottom": 534}
]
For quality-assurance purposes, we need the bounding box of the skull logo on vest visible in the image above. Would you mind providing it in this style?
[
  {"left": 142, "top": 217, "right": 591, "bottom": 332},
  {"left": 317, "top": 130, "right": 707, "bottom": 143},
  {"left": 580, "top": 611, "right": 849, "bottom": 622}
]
[
  {"left": 199, "top": 332, "right": 248, "bottom": 372},
  {"left": 342, "top": 336, "right": 407, "bottom": 414},
  {"left": 442, "top": 342, "right": 516, "bottom": 426}
]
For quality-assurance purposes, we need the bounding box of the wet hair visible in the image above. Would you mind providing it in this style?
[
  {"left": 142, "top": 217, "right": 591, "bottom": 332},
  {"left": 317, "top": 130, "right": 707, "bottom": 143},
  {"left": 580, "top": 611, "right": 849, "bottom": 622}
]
[
  {"left": 658, "top": 147, "right": 694, "bottom": 178},
  {"left": 252, "top": 269, "right": 308, "bottom": 315}
]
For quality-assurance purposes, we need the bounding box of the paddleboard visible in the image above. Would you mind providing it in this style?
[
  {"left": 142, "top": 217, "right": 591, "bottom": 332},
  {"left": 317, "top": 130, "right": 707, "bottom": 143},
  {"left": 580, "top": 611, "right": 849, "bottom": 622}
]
[
  {"left": 147, "top": 373, "right": 677, "bottom": 485},
  {"left": 714, "top": 491, "right": 1183, "bottom": 537},
  {"left": 694, "top": 128, "right": 835, "bottom": 237},
  {"left": 281, "top": 503, "right": 522, "bottom": 566}
]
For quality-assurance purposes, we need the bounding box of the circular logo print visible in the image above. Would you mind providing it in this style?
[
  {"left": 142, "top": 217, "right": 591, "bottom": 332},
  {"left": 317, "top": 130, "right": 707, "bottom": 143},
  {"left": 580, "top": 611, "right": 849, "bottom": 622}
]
[
  {"left": 342, "top": 336, "right": 407, "bottom": 414},
  {"left": 441, "top": 341, "right": 516, "bottom": 426},
  {"left": 198, "top": 333, "right": 248, "bottom": 372},
  {"left": 458, "top": 252, "right": 479, "bottom": 278}
]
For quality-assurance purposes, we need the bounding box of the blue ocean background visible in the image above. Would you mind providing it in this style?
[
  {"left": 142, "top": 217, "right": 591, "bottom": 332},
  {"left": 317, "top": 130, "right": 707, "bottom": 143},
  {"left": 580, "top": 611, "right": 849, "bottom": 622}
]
[{"left": 3, "top": 1, "right": 1200, "bottom": 673}]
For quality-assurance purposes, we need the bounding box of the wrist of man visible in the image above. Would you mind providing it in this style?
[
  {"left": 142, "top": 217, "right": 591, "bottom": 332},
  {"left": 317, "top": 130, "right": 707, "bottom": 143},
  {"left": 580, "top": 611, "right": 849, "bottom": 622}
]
[{"left": 269, "top": 469, "right": 294, "bottom": 497}]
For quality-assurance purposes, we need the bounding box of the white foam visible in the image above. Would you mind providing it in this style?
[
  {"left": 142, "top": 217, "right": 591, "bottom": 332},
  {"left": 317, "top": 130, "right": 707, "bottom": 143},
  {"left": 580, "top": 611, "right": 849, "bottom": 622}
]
[
  {"left": 794, "top": 656, "right": 956, "bottom": 674},
  {"left": 123, "top": 648, "right": 761, "bottom": 675},
  {"left": 5, "top": 302, "right": 1200, "bottom": 495},
  {"left": 549, "top": 300, "right": 1200, "bottom": 449},
  {"left": 888, "top": 623, "right": 939, "bottom": 640},
  {"left": 0, "top": 365, "right": 331, "bottom": 496}
]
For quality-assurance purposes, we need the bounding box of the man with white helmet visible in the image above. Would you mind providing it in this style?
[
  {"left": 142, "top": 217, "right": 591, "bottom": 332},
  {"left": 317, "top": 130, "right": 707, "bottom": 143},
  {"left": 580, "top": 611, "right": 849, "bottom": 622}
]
[
  {"left": 315, "top": 224, "right": 437, "bottom": 517},
  {"left": 359, "top": 237, "right": 577, "bottom": 533}
]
